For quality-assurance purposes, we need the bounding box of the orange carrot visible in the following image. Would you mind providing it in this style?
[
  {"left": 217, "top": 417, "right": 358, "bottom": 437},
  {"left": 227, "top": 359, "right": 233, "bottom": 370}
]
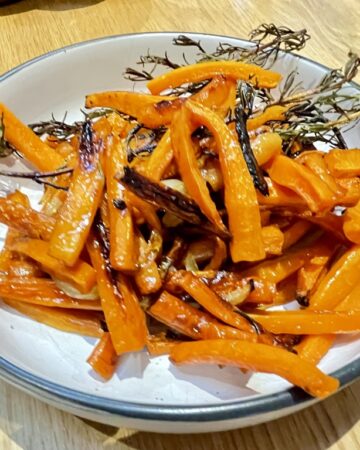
[
  {"left": 170, "top": 271, "right": 255, "bottom": 333},
  {"left": 247, "top": 106, "right": 287, "bottom": 131},
  {"left": 282, "top": 220, "right": 312, "bottom": 250},
  {"left": 262, "top": 225, "right": 284, "bottom": 255},
  {"left": 250, "top": 310, "right": 360, "bottom": 334},
  {"left": 186, "top": 100, "right": 265, "bottom": 262},
  {"left": 11, "top": 239, "right": 97, "bottom": 294},
  {"left": 257, "top": 178, "right": 306, "bottom": 209},
  {"left": 149, "top": 291, "right": 257, "bottom": 342},
  {"left": 4, "top": 299, "right": 103, "bottom": 338},
  {"left": 252, "top": 132, "right": 282, "bottom": 166},
  {"left": 87, "top": 235, "right": 147, "bottom": 354},
  {"left": 343, "top": 199, "right": 360, "bottom": 244},
  {"left": 87, "top": 332, "right": 118, "bottom": 380},
  {"left": 147, "top": 60, "right": 281, "bottom": 94},
  {"left": 324, "top": 149, "right": 360, "bottom": 178},
  {"left": 0, "top": 276, "right": 101, "bottom": 310},
  {"left": 297, "top": 151, "right": 338, "bottom": 193},
  {"left": 134, "top": 235, "right": 162, "bottom": 295},
  {"left": 267, "top": 155, "right": 337, "bottom": 212},
  {"left": 171, "top": 107, "right": 226, "bottom": 233},
  {"left": 170, "top": 340, "right": 339, "bottom": 398},
  {"left": 146, "top": 129, "right": 173, "bottom": 181},
  {"left": 105, "top": 130, "right": 137, "bottom": 272},
  {"left": 0, "top": 103, "right": 65, "bottom": 171},
  {"left": 146, "top": 335, "right": 180, "bottom": 356}
]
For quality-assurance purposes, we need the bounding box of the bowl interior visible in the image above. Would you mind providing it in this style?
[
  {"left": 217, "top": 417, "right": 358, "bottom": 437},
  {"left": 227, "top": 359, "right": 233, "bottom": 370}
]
[{"left": 0, "top": 33, "right": 360, "bottom": 407}]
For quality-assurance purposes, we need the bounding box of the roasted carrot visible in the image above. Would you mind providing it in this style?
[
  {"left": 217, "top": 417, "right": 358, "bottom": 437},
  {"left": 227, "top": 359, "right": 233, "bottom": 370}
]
[
  {"left": 282, "top": 220, "right": 312, "bottom": 250},
  {"left": 11, "top": 239, "right": 97, "bottom": 294},
  {"left": 0, "top": 103, "right": 65, "bottom": 171},
  {"left": 134, "top": 235, "right": 162, "bottom": 295},
  {"left": 87, "top": 234, "right": 147, "bottom": 354},
  {"left": 170, "top": 271, "right": 255, "bottom": 333},
  {"left": 86, "top": 92, "right": 180, "bottom": 128},
  {"left": 0, "top": 196, "right": 56, "bottom": 241},
  {"left": 343, "top": 199, "right": 360, "bottom": 244},
  {"left": 251, "top": 132, "right": 282, "bottom": 166},
  {"left": 267, "top": 155, "right": 337, "bottom": 212},
  {"left": 0, "top": 276, "right": 101, "bottom": 310},
  {"left": 149, "top": 291, "right": 257, "bottom": 342},
  {"left": 297, "top": 151, "right": 338, "bottom": 193},
  {"left": 296, "top": 256, "right": 331, "bottom": 302},
  {"left": 171, "top": 107, "right": 226, "bottom": 233},
  {"left": 272, "top": 274, "right": 297, "bottom": 306},
  {"left": 186, "top": 100, "right": 265, "bottom": 262},
  {"left": 146, "top": 334, "right": 180, "bottom": 356},
  {"left": 257, "top": 178, "right": 306, "bottom": 209},
  {"left": 49, "top": 121, "right": 105, "bottom": 266},
  {"left": 247, "top": 106, "right": 287, "bottom": 131},
  {"left": 261, "top": 225, "right": 284, "bottom": 255},
  {"left": 87, "top": 332, "right": 118, "bottom": 380},
  {"left": 170, "top": 340, "right": 339, "bottom": 398},
  {"left": 146, "top": 129, "right": 173, "bottom": 181},
  {"left": 250, "top": 310, "right": 360, "bottom": 334},
  {"left": 147, "top": 60, "right": 281, "bottom": 94},
  {"left": 324, "top": 149, "right": 360, "bottom": 178},
  {"left": 105, "top": 129, "right": 137, "bottom": 272},
  {"left": 4, "top": 299, "right": 103, "bottom": 338}
]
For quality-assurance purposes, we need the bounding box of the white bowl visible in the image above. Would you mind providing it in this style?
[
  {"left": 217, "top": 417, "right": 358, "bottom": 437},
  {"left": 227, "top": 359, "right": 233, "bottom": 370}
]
[{"left": 0, "top": 32, "right": 359, "bottom": 434}]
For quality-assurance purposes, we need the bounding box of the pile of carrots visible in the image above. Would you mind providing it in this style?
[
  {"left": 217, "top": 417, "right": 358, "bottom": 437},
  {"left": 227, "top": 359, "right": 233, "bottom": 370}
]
[{"left": 0, "top": 58, "right": 360, "bottom": 398}]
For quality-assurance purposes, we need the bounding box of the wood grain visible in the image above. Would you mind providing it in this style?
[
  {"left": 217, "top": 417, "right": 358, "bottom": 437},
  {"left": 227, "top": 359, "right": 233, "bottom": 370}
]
[{"left": 0, "top": 0, "right": 360, "bottom": 449}]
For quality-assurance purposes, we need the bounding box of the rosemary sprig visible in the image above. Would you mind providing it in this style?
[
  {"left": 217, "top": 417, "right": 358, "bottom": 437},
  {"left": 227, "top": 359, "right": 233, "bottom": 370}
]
[
  {"left": 235, "top": 83, "right": 269, "bottom": 195},
  {"left": 29, "top": 113, "right": 81, "bottom": 140},
  {"left": 0, "top": 167, "right": 73, "bottom": 191}
]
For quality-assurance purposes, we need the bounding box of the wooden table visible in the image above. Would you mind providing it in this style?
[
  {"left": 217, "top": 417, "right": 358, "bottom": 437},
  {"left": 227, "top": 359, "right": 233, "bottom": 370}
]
[{"left": 0, "top": 0, "right": 360, "bottom": 448}]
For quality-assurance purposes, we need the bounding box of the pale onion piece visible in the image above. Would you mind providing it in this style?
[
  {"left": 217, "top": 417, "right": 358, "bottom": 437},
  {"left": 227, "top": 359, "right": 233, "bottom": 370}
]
[
  {"left": 184, "top": 253, "right": 199, "bottom": 272},
  {"left": 52, "top": 277, "right": 100, "bottom": 301},
  {"left": 161, "top": 179, "right": 187, "bottom": 195},
  {"left": 219, "top": 285, "right": 252, "bottom": 306}
]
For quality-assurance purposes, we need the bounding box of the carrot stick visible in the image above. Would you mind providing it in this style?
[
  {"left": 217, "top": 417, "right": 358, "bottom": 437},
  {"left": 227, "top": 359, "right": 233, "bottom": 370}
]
[
  {"left": 105, "top": 129, "right": 137, "bottom": 272},
  {"left": 247, "top": 106, "right": 287, "bottom": 131},
  {"left": 146, "top": 334, "right": 180, "bottom": 356},
  {"left": 297, "top": 151, "right": 339, "bottom": 193},
  {"left": 147, "top": 60, "right": 281, "bottom": 94},
  {"left": 252, "top": 132, "right": 282, "bottom": 166},
  {"left": 267, "top": 155, "right": 337, "bottom": 212},
  {"left": 87, "top": 234, "right": 147, "bottom": 354},
  {"left": 87, "top": 332, "right": 118, "bottom": 380},
  {"left": 0, "top": 197, "right": 56, "bottom": 241},
  {"left": 134, "top": 235, "right": 162, "bottom": 295},
  {"left": 0, "top": 103, "right": 65, "bottom": 171},
  {"left": 124, "top": 190, "right": 162, "bottom": 231},
  {"left": 146, "top": 129, "right": 173, "bottom": 181},
  {"left": 262, "top": 225, "right": 284, "bottom": 255},
  {"left": 171, "top": 107, "right": 226, "bottom": 233},
  {"left": 343, "top": 199, "right": 360, "bottom": 244},
  {"left": 149, "top": 291, "right": 257, "bottom": 342},
  {"left": 4, "top": 299, "right": 103, "bottom": 338},
  {"left": 282, "top": 220, "right": 312, "bottom": 250},
  {"left": 186, "top": 100, "right": 265, "bottom": 262},
  {"left": 324, "top": 149, "right": 360, "bottom": 178},
  {"left": 170, "top": 340, "right": 339, "bottom": 398},
  {"left": 250, "top": 310, "right": 360, "bottom": 334},
  {"left": 257, "top": 178, "right": 306, "bottom": 208},
  {"left": 0, "top": 276, "right": 101, "bottom": 310},
  {"left": 170, "top": 271, "right": 255, "bottom": 333},
  {"left": 11, "top": 239, "right": 97, "bottom": 294}
]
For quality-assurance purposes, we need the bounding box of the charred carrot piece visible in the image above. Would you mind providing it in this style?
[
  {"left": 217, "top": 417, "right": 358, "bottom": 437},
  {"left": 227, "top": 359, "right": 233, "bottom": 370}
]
[
  {"left": 267, "top": 155, "right": 337, "bottom": 212},
  {"left": 147, "top": 60, "right": 281, "bottom": 94},
  {"left": 252, "top": 132, "right": 282, "bottom": 166},
  {"left": 171, "top": 107, "right": 226, "bottom": 233},
  {"left": 324, "top": 149, "right": 360, "bottom": 178},
  {"left": 250, "top": 310, "right": 360, "bottom": 334},
  {"left": 0, "top": 196, "right": 56, "bottom": 241},
  {"left": 170, "top": 271, "right": 255, "bottom": 333},
  {"left": 87, "top": 235, "right": 147, "bottom": 355},
  {"left": 86, "top": 92, "right": 180, "bottom": 128},
  {"left": 49, "top": 121, "right": 105, "bottom": 266},
  {"left": 11, "top": 239, "right": 97, "bottom": 294},
  {"left": 105, "top": 126, "right": 137, "bottom": 272},
  {"left": 186, "top": 100, "right": 265, "bottom": 262},
  {"left": 87, "top": 332, "right": 118, "bottom": 380},
  {"left": 0, "top": 103, "right": 65, "bottom": 171},
  {"left": 247, "top": 106, "right": 287, "bottom": 131},
  {"left": 149, "top": 291, "right": 257, "bottom": 342},
  {"left": 0, "top": 276, "right": 101, "bottom": 310},
  {"left": 4, "top": 299, "right": 103, "bottom": 338},
  {"left": 170, "top": 339, "right": 339, "bottom": 398}
]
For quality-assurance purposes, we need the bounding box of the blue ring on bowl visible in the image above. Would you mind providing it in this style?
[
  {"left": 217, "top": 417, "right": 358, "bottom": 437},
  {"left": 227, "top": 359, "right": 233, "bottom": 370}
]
[{"left": 1, "top": 32, "right": 359, "bottom": 423}]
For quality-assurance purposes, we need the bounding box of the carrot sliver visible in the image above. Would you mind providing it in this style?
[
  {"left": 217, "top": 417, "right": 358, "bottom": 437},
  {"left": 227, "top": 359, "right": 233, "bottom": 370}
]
[
  {"left": 170, "top": 340, "right": 339, "bottom": 398},
  {"left": 147, "top": 60, "right": 281, "bottom": 94},
  {"left": 87, "top": 332, "right": 118, "bottom": 380}
]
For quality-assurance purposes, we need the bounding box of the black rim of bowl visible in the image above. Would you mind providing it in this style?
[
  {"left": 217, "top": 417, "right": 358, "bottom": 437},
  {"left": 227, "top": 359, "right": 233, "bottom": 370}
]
[{"left": 0, "top": 32, "right": 359, "bottom": 423}]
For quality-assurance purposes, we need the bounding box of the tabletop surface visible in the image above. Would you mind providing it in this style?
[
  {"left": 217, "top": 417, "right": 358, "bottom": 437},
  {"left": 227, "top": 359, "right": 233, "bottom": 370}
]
[{"left": 0, "top": 0, "right": 360, "bottom": 448}]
